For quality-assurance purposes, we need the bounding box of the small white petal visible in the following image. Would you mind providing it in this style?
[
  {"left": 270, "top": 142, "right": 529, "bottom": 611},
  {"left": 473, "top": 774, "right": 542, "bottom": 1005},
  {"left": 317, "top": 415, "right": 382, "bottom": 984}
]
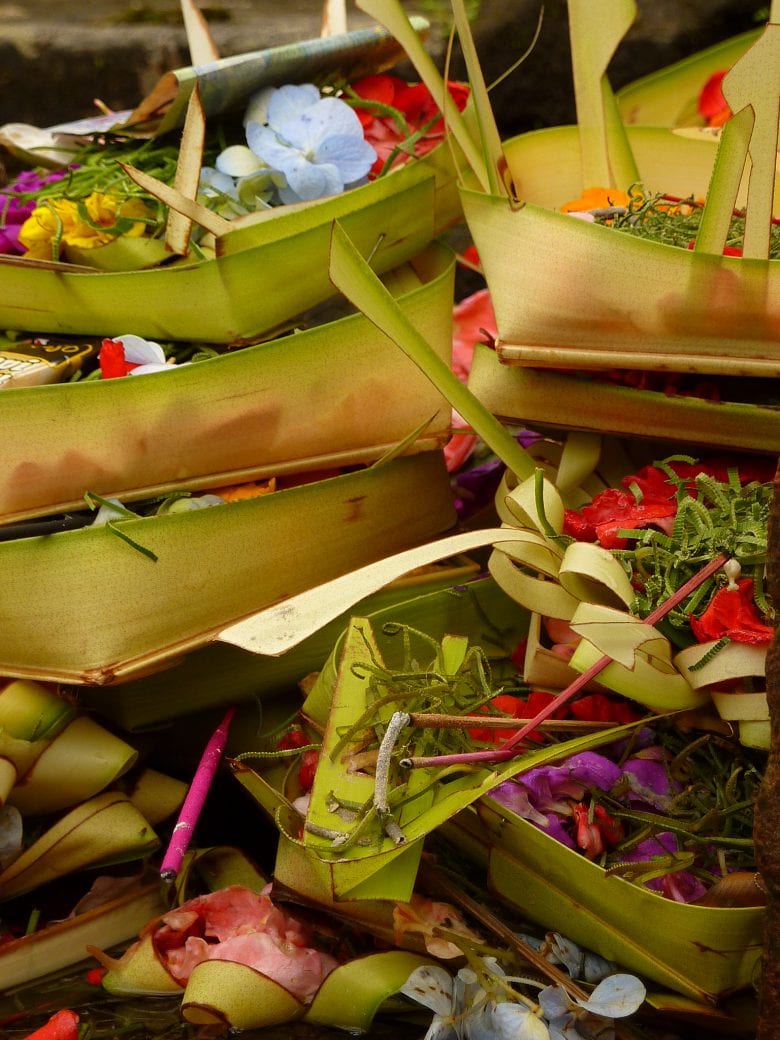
[
  {"left": 243, "top": 86, "right": 274, "bottom": 126},
  {"left": 91, "top": 498, "right": 130, "bottom": 525},
  {"left": 216, "top": 144, "right": 266, "bottom": 178},
  {"left": 538, "top": 986, "right": 571, "bottom": 1021},
  {"left": 128, "top": 362, "right": 180, "bottom": 376},
  {"left": 199, "top": 167, "right": 239, "bottom": 199},
  {"left": 401, "top": 965, "right": 454, "bottom": 1017},
  {"left": 575, "top": 974, "right": 646, "bottom": 1018},
  {"left": 114, "top": 334, "right": 166, "bottom": 366}
]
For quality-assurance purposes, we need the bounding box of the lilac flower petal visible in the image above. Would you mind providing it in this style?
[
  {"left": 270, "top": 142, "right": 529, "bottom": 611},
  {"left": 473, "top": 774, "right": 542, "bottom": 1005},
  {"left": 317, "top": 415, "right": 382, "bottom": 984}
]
[
  {"left": 622, "top": 758, "right": 671, "bottom": 796},
  {"left": 621, "top": 758, "right": 677, "bottom": 809},
  {"left": 538, "top": 813, "right": 577, "bottom": 849},
  {"left": 285, "top": 158, "right": 342, "bottom": 200},
  {"left": 314, "top": 132, "right": 377, "bottom": 183},
  {"left": 266, "top": 83, "right": 321, "bottom": 128},
  {"left": 490, "top": 782, "right": 548, "bottom": 825}
]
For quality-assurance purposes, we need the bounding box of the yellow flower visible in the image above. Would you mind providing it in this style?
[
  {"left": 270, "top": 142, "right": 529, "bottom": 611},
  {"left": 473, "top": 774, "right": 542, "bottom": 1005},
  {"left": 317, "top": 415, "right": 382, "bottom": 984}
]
[{"left": 19, "top": 192, "right": 151, "bottom": 260}]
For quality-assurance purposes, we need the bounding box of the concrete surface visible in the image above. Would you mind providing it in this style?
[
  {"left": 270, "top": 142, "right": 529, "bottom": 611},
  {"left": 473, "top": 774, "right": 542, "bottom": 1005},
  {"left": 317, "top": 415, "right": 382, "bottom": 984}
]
[{"left": 0, "top": 1, "right": 768, "bottom": 132}]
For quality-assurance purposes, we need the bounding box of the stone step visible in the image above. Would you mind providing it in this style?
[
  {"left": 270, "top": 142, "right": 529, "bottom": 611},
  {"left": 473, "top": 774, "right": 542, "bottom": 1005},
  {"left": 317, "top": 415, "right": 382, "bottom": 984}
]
[{"left": 0, "top": 1, "right": 768, "bottom": 135}]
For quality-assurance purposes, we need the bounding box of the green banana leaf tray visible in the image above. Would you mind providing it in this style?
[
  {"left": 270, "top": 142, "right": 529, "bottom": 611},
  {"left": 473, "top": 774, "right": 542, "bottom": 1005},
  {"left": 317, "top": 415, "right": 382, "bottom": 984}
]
[
  {"left": 0, "top": 23, "right": 464, "bottom": 343},
  {"left": 0, "top": 451, "right": 456, "bottom": 685},
  {"left": 0, "top": 242, "right": 454, "bottom": 524},
  {"left": 462, "top": 124, "right": 779, "bottom": 376},
  {"left": 467, "top": 343, "right": 780, "bottom": 455},
  {"left": 444, "top": 801, "right": 763, "bottom": 1005}
]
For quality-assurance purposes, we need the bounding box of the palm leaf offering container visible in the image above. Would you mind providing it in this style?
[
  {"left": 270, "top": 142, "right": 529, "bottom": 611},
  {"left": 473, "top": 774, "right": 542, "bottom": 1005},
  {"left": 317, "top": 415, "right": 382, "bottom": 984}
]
[
  {"left": 460, "top": 10, "right": 780, "bottom": 376},
  {"left": 0, "top": 451, "right": 456, "bottom": 684},
  {"left": 0, "top": 242, "right": 455, "bottom": 522},
  {"left": 0, "top": 9, "right": 473, "bottom": 686},
  {"left": 0, "top": 21, "right": 466, "bottom": 343},
  {"left": 0, "top": 4, "right": 776, "bottom": 1038},
  {"left": 361, "top": 0, "right": 779, "bottom": 455},
  {"left": 448, "top": 799, "right": 764, "bottom": 1003}
]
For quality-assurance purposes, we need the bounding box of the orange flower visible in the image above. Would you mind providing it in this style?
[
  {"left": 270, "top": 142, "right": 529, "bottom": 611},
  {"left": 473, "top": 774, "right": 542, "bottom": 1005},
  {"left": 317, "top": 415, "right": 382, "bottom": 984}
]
[{"left": 560, "top": 186, "right": 631, "bottom": 214}]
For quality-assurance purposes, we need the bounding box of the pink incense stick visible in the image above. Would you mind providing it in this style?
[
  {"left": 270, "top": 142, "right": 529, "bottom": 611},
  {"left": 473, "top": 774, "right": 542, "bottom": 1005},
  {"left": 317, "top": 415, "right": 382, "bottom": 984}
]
[
  {"left": 159, "top": 706, "right": 236, "bottom": 882},
  {"left": 402, "top": 552, "right": 729, "bottom": 770}
]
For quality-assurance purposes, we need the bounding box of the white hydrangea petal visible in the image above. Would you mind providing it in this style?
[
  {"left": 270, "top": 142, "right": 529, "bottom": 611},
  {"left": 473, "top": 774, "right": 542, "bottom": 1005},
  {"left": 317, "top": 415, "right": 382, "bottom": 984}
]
[
  {"left": 401, "top": 965, "right": 454, "bottom": 1017},
  {"left": 267, "top": 83, "right": 321, "bottom": 128},
  {"left": 574, "top": 974, "right": 646, "bottom": 1018},
  {"left": 199, "top": 166, "right": 235, "bottom": 193},
  {"left": 467, "top": 1002, "right": 550, "bottom": 1040},
  {"left": 547, "top": 934, "right": 584, "bottom": 978},
  {"left": 308, "top": 95, "right": 365, "bottom": 137},
  {"left": 216, "top": 144, "right": 266, "bottom": 177},
  {"left": 114, "top": 334, "right": 166, "bottom": 365},
  {"left": 538, "top": 985, "right": 571, "bottom": 1022},
  {"left": 581, "top": 951, "right": 619, "bottom": 984},
  {"left": 243, "top": 85, "right": 275, "bottom": 126},
  {"left": 314, "top": 132, "right": 376, "bottom": 182}
]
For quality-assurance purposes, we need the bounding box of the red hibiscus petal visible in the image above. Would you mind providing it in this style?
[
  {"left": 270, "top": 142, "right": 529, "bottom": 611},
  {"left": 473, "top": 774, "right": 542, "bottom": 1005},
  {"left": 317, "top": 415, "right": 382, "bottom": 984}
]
[
  {"left": 690, "top": 578, "right": 774, "bottom": 646},
  {"left": 99, "top": 338, "right": 136, "bottom": 378},
  {"left": 698, "top": 71, "right": 730, "bottom": 123}
]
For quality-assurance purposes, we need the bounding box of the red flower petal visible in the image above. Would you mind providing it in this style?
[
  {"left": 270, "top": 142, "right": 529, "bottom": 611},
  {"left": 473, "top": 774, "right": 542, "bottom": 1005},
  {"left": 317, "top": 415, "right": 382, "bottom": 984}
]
[
  {"left": 698, "top": 70, "right": 731, "bottom": 125},
  {"left": 20, "top": 1010, "right": 79, "bottom": 1040},
  {"left": 689, "top": 578, "right": 773, "bottom": 646},
  {"left": 98, "top": 338, "right": 136, "bottom": 379}
]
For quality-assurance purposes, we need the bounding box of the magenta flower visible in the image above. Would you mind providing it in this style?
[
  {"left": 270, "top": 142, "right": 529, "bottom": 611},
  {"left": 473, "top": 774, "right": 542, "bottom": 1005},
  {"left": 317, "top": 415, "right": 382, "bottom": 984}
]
[
  {"left": 0, "top": 168, "right": 73, "bottom": 255},
  {"left": 621, "top": 833, "right": 708, "bottom": 903}
]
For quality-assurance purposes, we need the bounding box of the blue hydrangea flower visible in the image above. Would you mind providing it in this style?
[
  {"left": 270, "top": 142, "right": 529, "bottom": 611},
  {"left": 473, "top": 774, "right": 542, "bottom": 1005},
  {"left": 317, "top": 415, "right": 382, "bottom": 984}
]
[{"left": 245, "top": 83, "right": 377, "bottom": 203}]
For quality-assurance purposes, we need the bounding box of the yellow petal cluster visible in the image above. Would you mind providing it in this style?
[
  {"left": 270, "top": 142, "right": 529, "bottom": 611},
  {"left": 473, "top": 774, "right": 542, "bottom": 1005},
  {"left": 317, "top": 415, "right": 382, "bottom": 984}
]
[{"left": 19, "top": 193, "right": 151, "bottom": 260}]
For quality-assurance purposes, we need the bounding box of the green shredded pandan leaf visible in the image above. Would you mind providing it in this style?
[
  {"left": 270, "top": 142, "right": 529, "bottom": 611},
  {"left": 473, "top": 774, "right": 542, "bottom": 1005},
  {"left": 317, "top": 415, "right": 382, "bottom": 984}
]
[
  {"left": 598, "top": 188, "right": 780, "bottom": 259},
  {"left": 612, "top": 465, "right": 773, "bottom": 634},
  {"left": 84, "top": 491, "right": 158, "bottom": 562}
]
